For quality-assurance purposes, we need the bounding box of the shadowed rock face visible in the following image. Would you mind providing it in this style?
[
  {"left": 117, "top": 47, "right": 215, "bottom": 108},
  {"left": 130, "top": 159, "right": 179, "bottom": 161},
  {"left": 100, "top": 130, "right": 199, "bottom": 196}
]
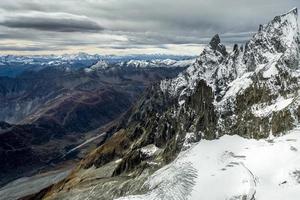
[
  {"left": 209, "top": 34, "right": 221, "bottom": 50},
  {"left": 0, "top": 62, "right": 188, "bottom": 186}
]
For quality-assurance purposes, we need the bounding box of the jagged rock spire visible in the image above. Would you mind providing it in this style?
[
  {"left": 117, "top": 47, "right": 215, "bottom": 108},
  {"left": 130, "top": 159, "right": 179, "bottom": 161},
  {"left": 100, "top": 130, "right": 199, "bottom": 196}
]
[
  {"left": 233, "top": 44, "right": 239, "bottom": 52},
  {"left": 208, "top": 34, "right": 227, "bottom": 56},
  {"left": 209, "top": 34, "right": 221, "bottom": 50}
]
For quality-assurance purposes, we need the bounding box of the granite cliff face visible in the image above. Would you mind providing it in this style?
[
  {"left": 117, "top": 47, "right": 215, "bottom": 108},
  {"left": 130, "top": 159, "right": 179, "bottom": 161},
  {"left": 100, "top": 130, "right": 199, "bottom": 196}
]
[{"left": 26, "top": 8, "right": 300, "bottom": 200}]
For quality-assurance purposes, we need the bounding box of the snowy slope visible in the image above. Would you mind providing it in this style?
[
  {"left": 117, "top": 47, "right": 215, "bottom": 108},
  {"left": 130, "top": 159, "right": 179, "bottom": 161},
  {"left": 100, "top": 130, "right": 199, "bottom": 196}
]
[{"left": 118, "top": 127, "right": 300, "bottom": 200}]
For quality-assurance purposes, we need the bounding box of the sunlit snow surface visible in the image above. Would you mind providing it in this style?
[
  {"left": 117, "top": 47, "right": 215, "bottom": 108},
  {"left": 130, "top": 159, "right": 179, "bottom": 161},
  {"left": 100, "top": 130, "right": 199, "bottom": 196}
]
[{"left": 118, "top": 127, "right": 300, "bottom": 200}]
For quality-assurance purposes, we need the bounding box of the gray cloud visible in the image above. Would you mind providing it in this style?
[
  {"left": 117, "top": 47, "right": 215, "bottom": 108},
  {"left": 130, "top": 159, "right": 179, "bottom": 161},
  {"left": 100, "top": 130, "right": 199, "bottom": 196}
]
[
  {"left": 0, "top": 0, "right": 299, "bottom": 55},
  {"left": 0, "top": 45, "right": 65, "bottom": 51},
  {"left": 0, "top": 12, "right": 104, "bottom": 32},
  {"left": 97, "top": 44, "right": 169, "bottom": 50}
]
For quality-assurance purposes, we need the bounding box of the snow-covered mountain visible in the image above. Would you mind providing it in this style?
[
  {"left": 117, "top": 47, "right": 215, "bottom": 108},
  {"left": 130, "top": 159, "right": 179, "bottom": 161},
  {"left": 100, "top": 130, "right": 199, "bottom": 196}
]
[
  {"left": 160, "top": 7, "right": 300, "bottom": 138},
  {"left": 84, "top": 60, "right": 110, "bottom": 72},
  {"left": 122, "top": 59, "right": 194, "bottom": 68},
  {"left": 16, "top": 8, "right": 300, "bottom": 200}
]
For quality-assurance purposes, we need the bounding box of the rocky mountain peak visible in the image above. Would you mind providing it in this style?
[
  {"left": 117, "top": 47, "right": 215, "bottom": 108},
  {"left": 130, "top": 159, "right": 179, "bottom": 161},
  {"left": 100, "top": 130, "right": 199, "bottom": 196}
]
[
  {"left": 243, "top": 7, "right": 300, "bottom": 71},
  {"left": 209, "top": 34, "right": 221, "bottom": 50},
  {"left": 266, "top": 7, "right": 299, "bottom": 40},
  {"left": 274, "top": 7, "right": 298, "bottom": 22},
  {"left": 208, "top": 34, "right": 227, "bottom": 56}
]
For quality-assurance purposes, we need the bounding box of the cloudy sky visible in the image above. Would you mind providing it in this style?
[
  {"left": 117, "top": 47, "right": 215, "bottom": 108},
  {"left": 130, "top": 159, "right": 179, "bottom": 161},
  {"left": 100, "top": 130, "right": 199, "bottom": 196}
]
[{"left": 0, "top": 0, "right": 299, "bottom": 55}]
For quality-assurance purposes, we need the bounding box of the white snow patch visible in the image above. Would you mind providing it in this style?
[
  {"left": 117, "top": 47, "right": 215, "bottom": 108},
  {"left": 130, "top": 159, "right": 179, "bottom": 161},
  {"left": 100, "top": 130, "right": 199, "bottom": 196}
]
[
  {"left": 263, "top": 62, "right": 279, "bottom": 78},
  {"left": 140, "top": 144, "right": 160, "bottom": 157},
  {"left": 254, "top": 53, "right": 282, "bottom": 79},
  {"left": 222, "top": 72, "right": 253, "bottom": 100},
  {"left": 251, "top": 96, "right": 294, "bottom": 118},
  {"left": 114, "top": 159, "right": 122, "bottom": 164},
  {"left": 183, "top": 132, "right": 197, "bottom": 149},
  {"left": 178, "top": 100, "right": 185, "bottom": 106}
]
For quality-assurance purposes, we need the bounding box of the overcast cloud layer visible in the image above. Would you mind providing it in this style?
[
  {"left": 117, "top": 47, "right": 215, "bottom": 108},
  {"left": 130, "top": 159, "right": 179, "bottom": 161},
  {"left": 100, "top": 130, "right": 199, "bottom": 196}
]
[{"left": 0, "top": 0, "right": 299, "bottom": 55}]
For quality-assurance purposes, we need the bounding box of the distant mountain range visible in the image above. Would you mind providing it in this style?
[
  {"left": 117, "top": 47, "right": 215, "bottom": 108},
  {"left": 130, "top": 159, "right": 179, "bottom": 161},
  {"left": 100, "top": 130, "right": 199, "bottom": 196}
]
[{"left": 0, "top": 53, "right": 195, "bottom": 77}]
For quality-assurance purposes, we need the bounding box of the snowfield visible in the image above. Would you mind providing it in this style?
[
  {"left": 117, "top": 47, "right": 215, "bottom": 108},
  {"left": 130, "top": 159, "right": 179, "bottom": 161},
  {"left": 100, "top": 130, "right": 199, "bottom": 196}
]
[{"left": 118, "top": 127, "right": 300, "bottom": 200}]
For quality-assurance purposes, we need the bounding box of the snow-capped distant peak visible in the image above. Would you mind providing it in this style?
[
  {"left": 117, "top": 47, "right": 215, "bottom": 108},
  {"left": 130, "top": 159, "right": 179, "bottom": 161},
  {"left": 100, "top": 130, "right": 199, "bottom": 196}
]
[
  {"left": 84, "top": 60, "right": 109, "bottom": 73},
  {"left": 124, "top": 59, "right": 194, "bottom": 68},
  {"left": 84, "top": 58, "right": 194, "bottom": 73}
]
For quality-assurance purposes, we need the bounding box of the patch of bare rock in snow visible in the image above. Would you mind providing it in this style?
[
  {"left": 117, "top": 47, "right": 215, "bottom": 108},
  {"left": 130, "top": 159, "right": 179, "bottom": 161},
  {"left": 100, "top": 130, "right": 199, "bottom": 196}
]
[{"left": 117, "top": 127, "right": 300, "bottom": 200}]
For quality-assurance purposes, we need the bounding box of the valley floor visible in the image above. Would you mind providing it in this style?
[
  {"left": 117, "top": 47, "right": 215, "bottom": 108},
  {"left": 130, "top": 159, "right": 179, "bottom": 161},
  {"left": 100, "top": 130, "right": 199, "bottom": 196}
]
[
  {"left": 118, "top": 128, "right": 300, "bottom": 200},
  {"left": 0, "top": 168, "right": 72, "bottom": 200}
]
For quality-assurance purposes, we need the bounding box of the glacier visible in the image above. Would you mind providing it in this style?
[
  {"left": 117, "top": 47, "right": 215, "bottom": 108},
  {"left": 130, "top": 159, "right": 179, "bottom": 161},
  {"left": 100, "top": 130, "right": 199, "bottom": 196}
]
[{"left": 118, "top": 127, "right": 300, "bottom": 200}]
